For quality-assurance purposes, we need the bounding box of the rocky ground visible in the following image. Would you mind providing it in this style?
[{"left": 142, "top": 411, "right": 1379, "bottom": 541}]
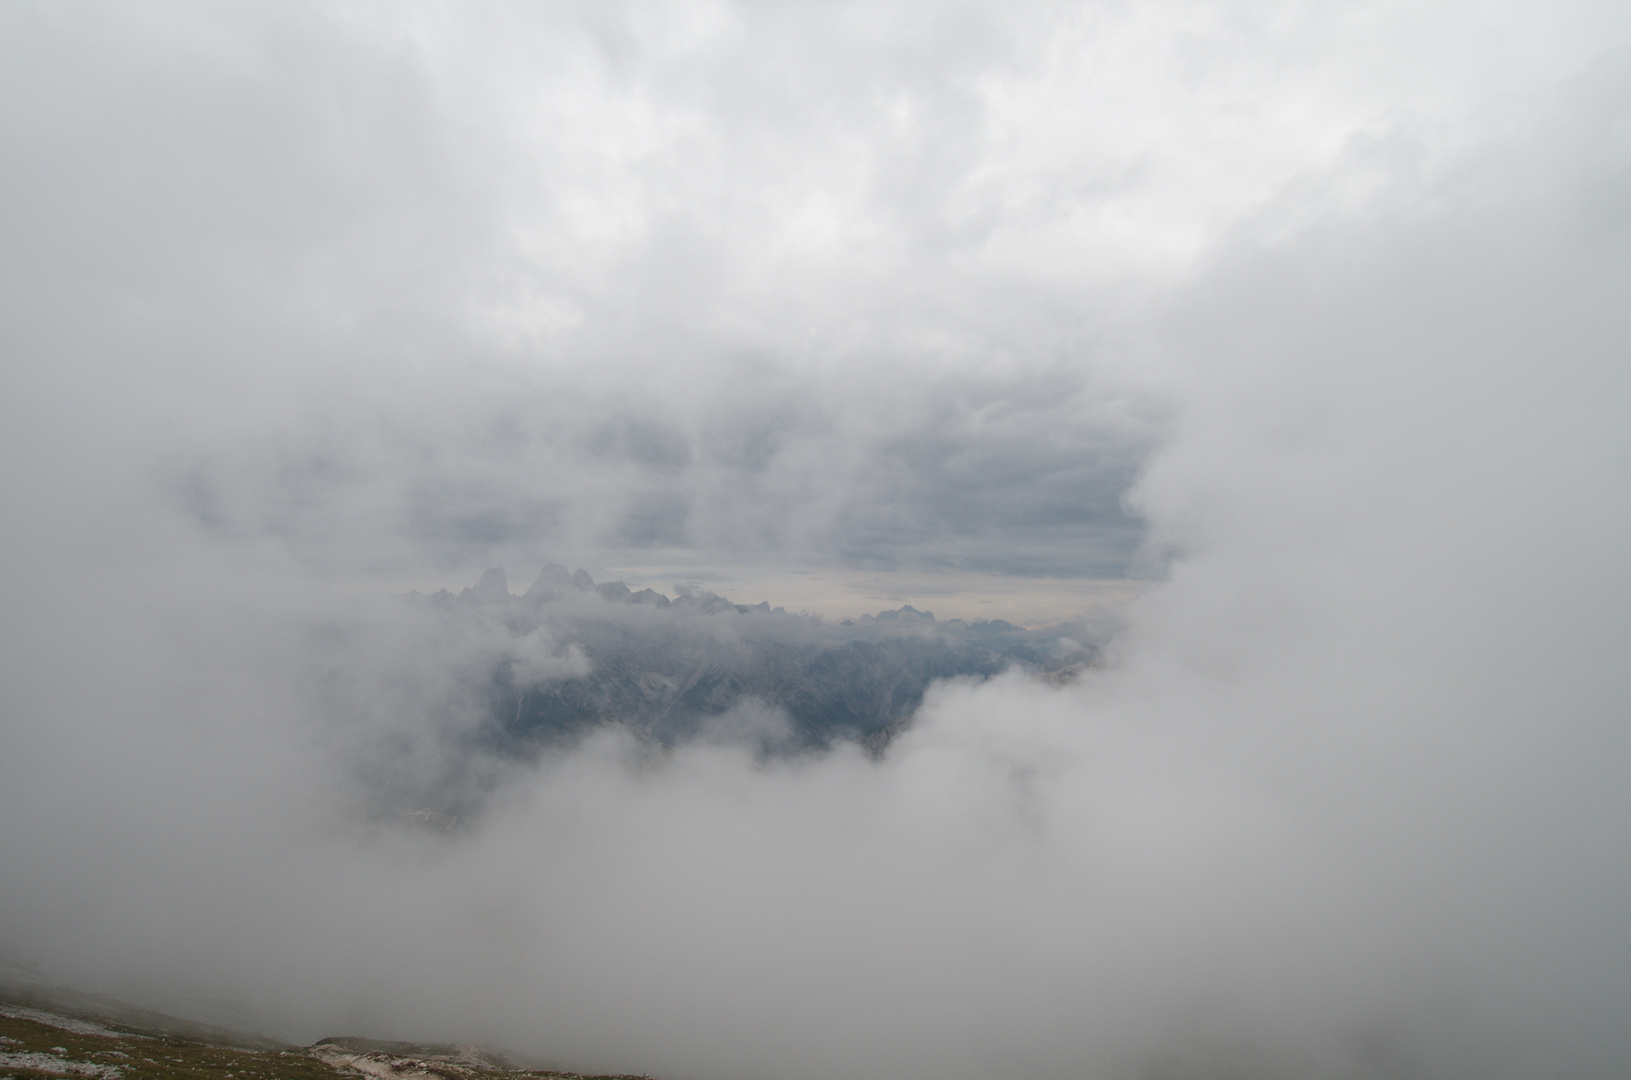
[{"left": 0, "top": 990, "right": 652, "bottom": 1080}]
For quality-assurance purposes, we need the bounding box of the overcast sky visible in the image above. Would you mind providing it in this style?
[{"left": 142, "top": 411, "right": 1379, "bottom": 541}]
[{"left": 3, "top": 2, "right": 1631, "bottom": 1079}]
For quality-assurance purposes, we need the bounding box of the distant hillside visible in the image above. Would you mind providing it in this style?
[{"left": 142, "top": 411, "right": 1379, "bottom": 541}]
[
  {"left": 308, "top": 567, "right": 1107, "bottom": 820},
  {"left": 423, "top": 566, "right": 1101, "bottom": 751}
]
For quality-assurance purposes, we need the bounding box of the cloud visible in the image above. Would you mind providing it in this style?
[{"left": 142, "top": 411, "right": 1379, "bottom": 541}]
[{"left": 2, "top": 3, "right": 1630, "bottom": 1080}]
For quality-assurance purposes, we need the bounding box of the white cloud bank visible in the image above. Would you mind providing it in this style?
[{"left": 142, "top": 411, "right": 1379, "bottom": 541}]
[{"left": 2, "top": 2, "right": 1630, "bottom": 1079}]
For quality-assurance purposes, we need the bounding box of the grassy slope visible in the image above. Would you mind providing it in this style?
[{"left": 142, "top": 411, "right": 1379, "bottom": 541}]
[
  {"left": 0, "top": 998, "right": 654, "bottom": 1080},
  {"left": 0, "top": 1007, "right": 342, "bottom": 1080}
]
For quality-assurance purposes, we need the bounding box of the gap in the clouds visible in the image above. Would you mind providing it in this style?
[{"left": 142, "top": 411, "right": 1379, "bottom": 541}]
[
  {"left": 367, "top": 563, "right": 1150, "bottom": 627},
  {"left": 314, "top": 563, "right": 1136, "bottom": 829},
  {"left": 608, "top": 563, "right": 1152, "bottom": 627}
]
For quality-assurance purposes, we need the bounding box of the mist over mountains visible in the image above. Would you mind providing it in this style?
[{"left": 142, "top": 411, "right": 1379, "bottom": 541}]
[
  {"left": 322, "top": 566, "right": 1102, "bottom": 818},
  {"left": 3, "top": 2, "right": 1630, "bottom": 1079}
]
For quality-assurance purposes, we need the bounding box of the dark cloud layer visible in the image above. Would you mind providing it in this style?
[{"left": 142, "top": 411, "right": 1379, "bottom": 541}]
[
  {"left": 162, "top": 366, "right": 1151, "bottom": 578},
  {"left": 3, "top": 4, "right": 1631, "bottom": 1080}
]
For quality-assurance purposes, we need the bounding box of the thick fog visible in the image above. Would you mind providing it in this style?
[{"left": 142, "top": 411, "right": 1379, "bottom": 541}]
[{"left": 3, "top": 3, "right": 1630, "bottom": 1079}]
